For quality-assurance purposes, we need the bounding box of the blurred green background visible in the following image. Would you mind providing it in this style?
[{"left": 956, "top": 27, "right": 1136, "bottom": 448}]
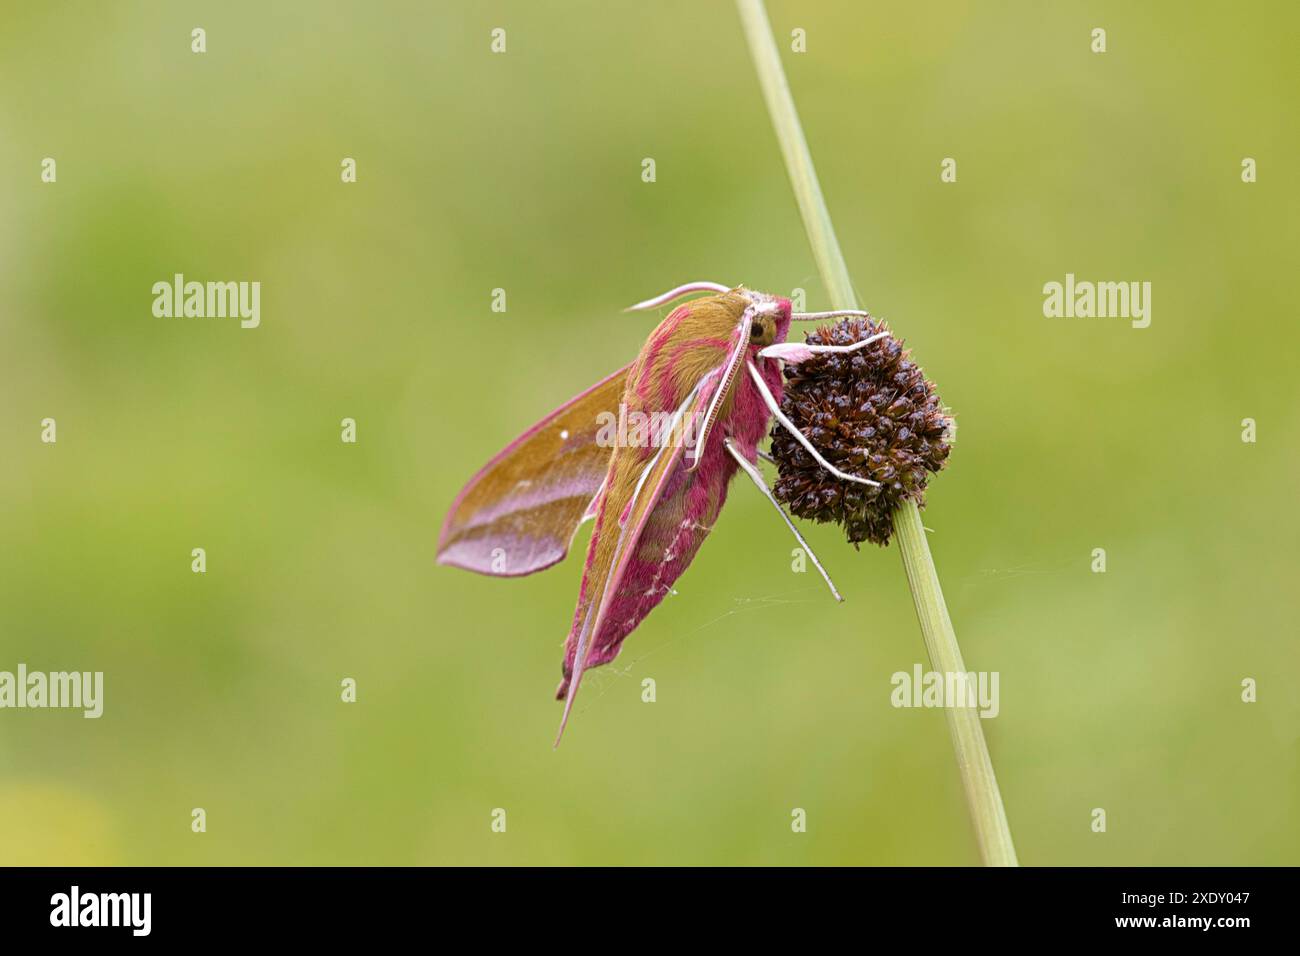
[{"left": 2, "top": 0, "right": 1297, "bottom": 866}]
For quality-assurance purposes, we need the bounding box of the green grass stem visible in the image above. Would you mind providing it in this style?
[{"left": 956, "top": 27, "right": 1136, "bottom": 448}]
[{"left": 736, "top": 0, "right": 1018, "bottom": 866}]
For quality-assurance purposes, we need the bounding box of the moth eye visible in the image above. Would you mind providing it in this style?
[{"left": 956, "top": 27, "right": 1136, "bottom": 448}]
[{"left": 750, "top": 322, "right": 765, "bottom": 338}]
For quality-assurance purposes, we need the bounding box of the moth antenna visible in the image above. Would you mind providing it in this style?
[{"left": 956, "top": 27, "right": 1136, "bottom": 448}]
[
  {"left": 790, "top": 309, "right": 872, "bottom": 322},
  {"left": 725, "top": 439, "right": 842, "bottom": 602},
  {"left": 745, "top": 359, "right": 881, "bottom": 487},
  {"left": 758, "top": 332, "right": 890, "bottom": 364},
  {"left": 625, "top": 281, "right": 732, "bottom": 312}
]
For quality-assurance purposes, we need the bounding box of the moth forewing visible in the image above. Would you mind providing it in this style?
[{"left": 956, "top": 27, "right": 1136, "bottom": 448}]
[
  {"left": 556, "top": 378, "right": 712, "bottom": 742},
  {"left": 436, "top": 364, "right": 630, "bottom": 576},
  {"left": 686, "top": 307, "right": 754, "bottom": 470}
]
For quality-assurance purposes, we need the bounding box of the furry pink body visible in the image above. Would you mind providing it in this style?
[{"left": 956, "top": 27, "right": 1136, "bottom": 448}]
[{"left": 557, "top": 299, "right": 791, "bottom": 692}]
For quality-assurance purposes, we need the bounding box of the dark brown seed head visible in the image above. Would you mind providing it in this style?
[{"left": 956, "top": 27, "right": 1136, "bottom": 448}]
[{"left": 769, "top": 316, "right": 953, "bottom": 547}]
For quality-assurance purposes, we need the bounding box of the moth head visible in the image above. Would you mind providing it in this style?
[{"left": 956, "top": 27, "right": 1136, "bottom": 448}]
[{"left": 739, "top": 289, "right": 792, "bottom": 348}]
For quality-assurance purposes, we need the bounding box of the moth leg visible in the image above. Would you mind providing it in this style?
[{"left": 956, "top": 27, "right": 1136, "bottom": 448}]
[
  {"left": 725, "top": 438, "right": 842, "bottom": 602},
  {"left": 757, "top": 448, "right": 777, "bottom": 465},
  {"left": 745, "top": 360, "right": 881, "bottom": 488},
  {"left": 625, "top": 281, "right": 731, "bottom": 312},
  {"left": 758, "top": 331, "right": 890, "bottom": 365},
  {"left": 790, "top": 309, "right": 872, "bottom": 322}
]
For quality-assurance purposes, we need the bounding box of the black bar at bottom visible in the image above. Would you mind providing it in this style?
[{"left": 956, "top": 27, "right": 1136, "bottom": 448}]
[{"left": 0, "top": 866, "right": 1284, "bottom": 941}]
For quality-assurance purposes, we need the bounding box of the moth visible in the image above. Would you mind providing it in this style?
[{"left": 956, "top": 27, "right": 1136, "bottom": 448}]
[{"left": 437, "top": 282, "right": 886, "bottom": 743}]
